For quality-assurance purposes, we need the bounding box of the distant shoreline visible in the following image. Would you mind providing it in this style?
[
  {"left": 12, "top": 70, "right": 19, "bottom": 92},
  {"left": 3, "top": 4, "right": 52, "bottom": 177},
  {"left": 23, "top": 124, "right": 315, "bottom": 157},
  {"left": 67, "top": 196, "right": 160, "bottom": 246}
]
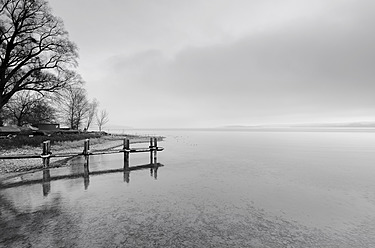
[{"left": 115, "top": 127, "right": 375, "bottom": 133}]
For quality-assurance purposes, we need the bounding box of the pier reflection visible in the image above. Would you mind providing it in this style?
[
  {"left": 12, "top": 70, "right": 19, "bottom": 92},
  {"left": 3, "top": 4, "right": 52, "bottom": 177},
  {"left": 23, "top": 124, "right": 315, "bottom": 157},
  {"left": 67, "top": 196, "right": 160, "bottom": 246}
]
[
  {"left": 1, "top": 163, "right": 164, "bottom": 196},
  {"left": 150, "top": 166, "right": 158, "bottom": 179},
  {"left": 42, "top": 169, "right": 51, "bottom": 196},
  {"left": 83, "top": 156, "right": 90, "bottom": 190},
  {"left": 123, "top": 170, "right": 130, "bottom": 183}
]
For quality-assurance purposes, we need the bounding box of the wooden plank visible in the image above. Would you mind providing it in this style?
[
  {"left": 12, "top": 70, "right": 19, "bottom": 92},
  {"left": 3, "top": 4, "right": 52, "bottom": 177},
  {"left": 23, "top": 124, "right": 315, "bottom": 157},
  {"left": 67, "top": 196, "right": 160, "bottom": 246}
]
[{"left": 0, "top": 147, "right": 164, "bottom": 160}]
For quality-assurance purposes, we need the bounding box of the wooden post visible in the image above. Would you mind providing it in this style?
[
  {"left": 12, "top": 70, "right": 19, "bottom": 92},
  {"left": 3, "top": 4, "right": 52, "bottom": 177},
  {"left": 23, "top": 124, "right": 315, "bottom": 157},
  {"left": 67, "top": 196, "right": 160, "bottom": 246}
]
[
  {"left": 83, "top": 139, "right": 90, "bottom": 156},
  {"left": 153, "top": 137, "right": 158, "bottom": 164},
  {"left": 123, "top": 138, "right": 130, "bottom": 170},
  {"left": 42, "top": 140, "right": 51, "bottom": 168},
  {"left": 83, "top": 139, "right": 90, "bottom": 184},
  {"left": 149, "top": 137, "right": 154, "bottom": 164}
]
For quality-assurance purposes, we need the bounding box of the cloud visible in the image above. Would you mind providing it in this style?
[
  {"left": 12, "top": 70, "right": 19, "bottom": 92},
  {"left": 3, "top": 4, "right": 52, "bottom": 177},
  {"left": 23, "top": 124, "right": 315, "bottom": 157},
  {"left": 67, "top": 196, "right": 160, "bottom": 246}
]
[{"left": 56, "top": 0, "right": 375, "bottom": 127}]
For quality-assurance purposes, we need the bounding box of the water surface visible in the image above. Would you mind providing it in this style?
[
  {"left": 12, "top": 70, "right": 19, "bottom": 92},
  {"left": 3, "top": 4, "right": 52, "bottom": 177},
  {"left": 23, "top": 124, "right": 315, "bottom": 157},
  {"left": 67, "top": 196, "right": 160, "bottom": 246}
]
[{"left": 1, "top": 130, "right": 375, "bottom": 247}]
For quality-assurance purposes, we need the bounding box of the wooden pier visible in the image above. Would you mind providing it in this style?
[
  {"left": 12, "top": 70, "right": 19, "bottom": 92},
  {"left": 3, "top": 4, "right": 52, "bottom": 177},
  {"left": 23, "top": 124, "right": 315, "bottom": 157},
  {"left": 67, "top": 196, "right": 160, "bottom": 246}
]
[
  {"left": 0, "top": 137, "right": 164, "bottom": 170},
  {"left": 0, "top": 137, "right": 164, "bottom": 195}
]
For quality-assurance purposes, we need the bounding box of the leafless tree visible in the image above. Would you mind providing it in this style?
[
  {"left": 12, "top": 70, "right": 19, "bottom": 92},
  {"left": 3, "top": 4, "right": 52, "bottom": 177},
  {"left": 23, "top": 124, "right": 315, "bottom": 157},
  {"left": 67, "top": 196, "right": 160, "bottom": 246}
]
[
  {"left": 0, "top": 0, "right": 78, "bottom": 112},
  {"left": 85, "top": 98, "right": 99, "bottom": 131},
  {"left": 58, "top": 86, "right": 90, "bottom": 130},
  {"left": 0, "top": 108, "right": 9, "bottom": 125},
  {"left": 4, "top": 91, "right": 55, "bottom": 126},
  {"left": 26, "top": 97, "right": 56, "bottom": 124},
  {"left": 4, "top": 91, "right": 37, "bottom": 126},
  {"left": 96, "top": 109, "right": 109, "bottom": 132}
]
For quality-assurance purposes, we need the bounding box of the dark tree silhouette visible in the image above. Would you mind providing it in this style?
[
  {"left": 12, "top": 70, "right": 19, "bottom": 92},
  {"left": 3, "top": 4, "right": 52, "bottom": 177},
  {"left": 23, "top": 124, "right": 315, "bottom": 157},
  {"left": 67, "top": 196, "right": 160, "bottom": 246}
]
[
  {"left": 4, "top": 90, "right": 56, "bottom": 125},
  {"left": 0, "top": 0, "right": 78, "bottom": 112}
]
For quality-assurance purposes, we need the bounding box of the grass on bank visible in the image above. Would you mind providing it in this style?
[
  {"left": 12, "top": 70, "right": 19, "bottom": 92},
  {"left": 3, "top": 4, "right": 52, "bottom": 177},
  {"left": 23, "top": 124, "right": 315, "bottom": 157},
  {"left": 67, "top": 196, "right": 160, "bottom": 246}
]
[{"left": 0, "top": 132, "right": 105, "bottom": 150}]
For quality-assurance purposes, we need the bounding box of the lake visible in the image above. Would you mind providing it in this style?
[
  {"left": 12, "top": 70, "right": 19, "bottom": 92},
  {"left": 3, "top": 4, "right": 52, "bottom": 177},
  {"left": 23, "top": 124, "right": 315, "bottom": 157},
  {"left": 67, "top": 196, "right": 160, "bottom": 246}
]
[{"left": 1, "top": 130, "right": 375, "bottom": 247}]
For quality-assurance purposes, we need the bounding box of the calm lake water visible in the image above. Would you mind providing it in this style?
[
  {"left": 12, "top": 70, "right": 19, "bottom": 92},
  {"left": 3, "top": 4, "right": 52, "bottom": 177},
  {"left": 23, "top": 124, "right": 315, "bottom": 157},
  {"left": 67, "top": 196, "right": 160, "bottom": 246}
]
[{"left": 1, "top": 130, "right": 375, "bottom": 247}]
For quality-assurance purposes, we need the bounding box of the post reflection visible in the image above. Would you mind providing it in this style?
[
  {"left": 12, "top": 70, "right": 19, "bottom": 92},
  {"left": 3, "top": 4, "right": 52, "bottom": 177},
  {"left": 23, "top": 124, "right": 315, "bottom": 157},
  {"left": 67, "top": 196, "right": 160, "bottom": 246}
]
[
  {"left": 37, "top": 161, "right": 163, "bottom": 196},
  {"left": 42, "top": 169, "right": 51, "bottom": 196},
  {"left": 123, "top": 170, "right": 130, "bottom": 183},
  {"left": 83, "top": 156, "right": 90, "bottom": 190},
  {"left": 150, "top": 165, "right": 158, "bottom": 180}
]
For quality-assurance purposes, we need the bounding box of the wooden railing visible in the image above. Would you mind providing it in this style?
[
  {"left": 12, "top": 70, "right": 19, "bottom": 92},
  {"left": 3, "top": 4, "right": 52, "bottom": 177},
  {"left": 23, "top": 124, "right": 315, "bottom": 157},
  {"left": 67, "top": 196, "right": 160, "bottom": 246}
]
[
  {"left": 0, "top": 137, "right": 164, "bottom": 170},
  {"left": 0, "top": 137, "right": 164, "bottom": 195}
]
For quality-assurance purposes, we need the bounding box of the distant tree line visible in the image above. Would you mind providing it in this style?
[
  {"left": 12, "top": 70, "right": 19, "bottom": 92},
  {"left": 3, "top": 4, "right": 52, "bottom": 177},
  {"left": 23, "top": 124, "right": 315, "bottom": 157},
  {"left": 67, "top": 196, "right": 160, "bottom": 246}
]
[{"left": 0, "top": 0, "right": 109, "bottom": 130}]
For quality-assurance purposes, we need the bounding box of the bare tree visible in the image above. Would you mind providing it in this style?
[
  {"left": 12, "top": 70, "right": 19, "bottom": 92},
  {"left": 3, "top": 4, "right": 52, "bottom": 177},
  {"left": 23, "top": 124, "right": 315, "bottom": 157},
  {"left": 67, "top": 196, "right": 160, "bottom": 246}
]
[
  {"left": 27, "top": 97, "right": 56, "bottom": 124},
  {"left": 85, "top": 98, "right": 99, "bottom": 131},
  {"left": 0, "top": 0, "right": 78, "bottom": 112},
  {"left": 0, "top": 108, "right": 9, "bottom": 125},
  {"left": 4, "top": 91, "right": 55, "bottom": 126},
  {"left": 58, "top": 86, "right": 90, "bottom": 130},
  {"left": 4, "top": 91, "right": 37, "bottom": 126},
  {"left": 96, "top": 109, "right": 109, "bottom": 132}
]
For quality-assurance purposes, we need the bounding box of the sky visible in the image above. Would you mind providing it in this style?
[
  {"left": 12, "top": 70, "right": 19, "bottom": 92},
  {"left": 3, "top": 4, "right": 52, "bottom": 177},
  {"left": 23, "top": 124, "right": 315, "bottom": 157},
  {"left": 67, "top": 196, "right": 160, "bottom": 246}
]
[{"left": 48, "top": 0, "right": 375, "bottom": 128}]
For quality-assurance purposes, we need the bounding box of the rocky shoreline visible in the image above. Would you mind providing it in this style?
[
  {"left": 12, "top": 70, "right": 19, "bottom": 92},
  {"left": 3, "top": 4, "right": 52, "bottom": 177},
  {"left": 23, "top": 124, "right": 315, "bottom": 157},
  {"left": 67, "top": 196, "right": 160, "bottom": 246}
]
[{"left": 0, "top": 135, "right": 156, "bottom": 179}]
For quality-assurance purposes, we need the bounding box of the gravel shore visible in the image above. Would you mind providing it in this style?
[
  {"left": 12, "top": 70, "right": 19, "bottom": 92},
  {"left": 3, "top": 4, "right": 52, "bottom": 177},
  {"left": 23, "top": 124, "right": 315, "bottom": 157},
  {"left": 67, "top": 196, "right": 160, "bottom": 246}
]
[{"left": 0, "top": 135, "right": 155, "bottom": 178}]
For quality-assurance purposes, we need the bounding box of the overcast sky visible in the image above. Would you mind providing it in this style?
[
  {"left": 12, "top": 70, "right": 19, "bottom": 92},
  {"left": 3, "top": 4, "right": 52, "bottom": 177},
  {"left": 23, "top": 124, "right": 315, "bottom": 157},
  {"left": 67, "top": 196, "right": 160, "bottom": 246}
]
[{"left": 48, "top": 0, "right": 375, "bottom": 128}]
